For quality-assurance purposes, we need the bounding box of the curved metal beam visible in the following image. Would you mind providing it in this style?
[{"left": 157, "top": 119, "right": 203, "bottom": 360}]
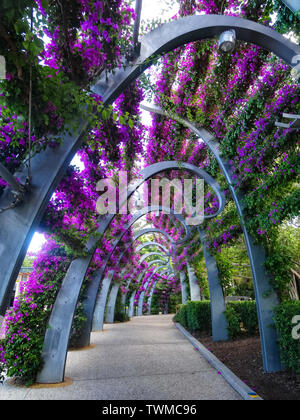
[
  {"left": 90, "top": 270, "right": 115, "bottom": 334},
  {"left": 37, "top": 160, "right": 221, "bottom": 383},
  {"left": 128, "top": 263, "right": 173, "bottom": 317},
  {"left": 1, "top": 14, "right": 293, "bottom": 382},
  {"left": 198, "top": 227, "right": 228, "bottom": 342},
  {"left": 2, "top": 13, "right": 295, "bottom": 313},
  {"left": 146, "top": 259, "right": 169, "bottom": 269},
  {"left": 89, "top": 223, "right": 181, "bottom": 335},
  {"left": 142, "top": 105, "right": 282, "bottom": 372},
  {"left": 179, "top": 271, "right": 189, "bottom": 304},
  {"left": 36, "top": 199, "right": 192, "bottom": 383},
  {"left": 135, "top": 241, "right": 170, "bottom": 256},
  {"left": 86, "top": 209, "right": 189, "bottom": 336},
  {"left": 186, "top": 261, "right": 202, "bottom": 301},
  {"left": 146, "top": 272, "right": 176, "bottom": 315},
  {"left": 105, "top": 282, "right": 121, "bottom": 323}
]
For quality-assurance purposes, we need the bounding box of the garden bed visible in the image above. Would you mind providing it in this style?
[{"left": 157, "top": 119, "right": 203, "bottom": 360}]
[{"left": 193, "top": 332, "right": 300, "bottom": 400}]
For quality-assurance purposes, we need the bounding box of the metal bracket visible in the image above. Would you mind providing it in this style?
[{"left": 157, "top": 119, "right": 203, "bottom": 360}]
[
  {"left": 275, "top": 113, "right": 300, "bottom": 129},
  {"left": 0, "top": 163, "right": 31, "bottom": 213}
]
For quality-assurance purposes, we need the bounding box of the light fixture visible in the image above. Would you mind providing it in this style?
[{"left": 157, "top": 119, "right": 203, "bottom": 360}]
[{"left": 218, "top": 29, "right": 236, "bottom": 53}]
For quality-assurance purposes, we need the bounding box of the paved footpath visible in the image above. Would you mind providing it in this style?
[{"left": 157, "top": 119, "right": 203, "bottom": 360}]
[{"left": 0, "top": 315, "right": 241, "bottom": 400}]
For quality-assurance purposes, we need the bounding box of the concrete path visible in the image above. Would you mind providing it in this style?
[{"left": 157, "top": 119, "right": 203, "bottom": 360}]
[{"left": 0, "top": 315, "right": 241, "bottom": 400}]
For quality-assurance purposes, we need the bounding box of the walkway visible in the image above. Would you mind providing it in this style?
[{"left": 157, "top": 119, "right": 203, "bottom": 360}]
[{"left": 0, "top": 315, "right": 241, "bottom": 400}]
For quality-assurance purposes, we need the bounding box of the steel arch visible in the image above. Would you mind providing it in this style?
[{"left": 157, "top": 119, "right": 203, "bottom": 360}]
[
  {"left": 1, "top": 14, "right": 297, "bottom": 313},
  {"left": 141, "top": 104, "right": 283, "bottom": 372}
]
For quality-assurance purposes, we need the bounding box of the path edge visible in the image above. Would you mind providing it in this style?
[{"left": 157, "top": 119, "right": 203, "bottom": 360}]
[{"left": 174, "top": 322, "right": 263, "bottom": 401}]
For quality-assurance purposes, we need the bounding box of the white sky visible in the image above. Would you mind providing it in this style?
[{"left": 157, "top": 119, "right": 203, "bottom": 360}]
[{"left": 141, "top": 0, "right": 179, "bottom": 22}]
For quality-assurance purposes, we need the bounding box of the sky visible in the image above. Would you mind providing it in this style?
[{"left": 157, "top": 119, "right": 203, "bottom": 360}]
[{"left": 141, "top": 0, "right": 179, "bottom": 22}]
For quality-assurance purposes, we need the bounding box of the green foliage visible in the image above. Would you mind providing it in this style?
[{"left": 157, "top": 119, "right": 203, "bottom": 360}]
[
  {"left": 114, "top": 289, "right": 129, "bottom": 323},
  {"left": 224, "top": 305, "right": 241, "bottom": 339},
  {"left": 271, "top": 0, "right": 300, "bottom": 39},
  {"left": 274, "top": 302, "right": 300, "bottom": 373},
  {"left": 168, "top": 293, "right": 182, "bottom": 314},
  {"left": 68, "top": 299, "right": 87, "bottom": 349},
  {"left": 175, "top": 300, "right": 259, "bottom": 340},
  {"left": 174, "top": 301, "right": 212, "bottom": 333},
  {"left": 174, "top": 304, "right": 189, "bottom": 329},
  {"left": 193, "top": 255, "right": 210, "bottom": 299},
  {"left": 0, "top": 257, "right": 70, "bottom": 386},
  {"left": 225, "top": 301, "right": 259, "bottom": 339},
  {"left": 215, "top": 253, "right": 235, "bottom": 295},
  {"left": 22, "top": 256, "right": 34, "bottom": 268},
  {"left": 150, "top": 293, "right": 160, "bottom": 315}
]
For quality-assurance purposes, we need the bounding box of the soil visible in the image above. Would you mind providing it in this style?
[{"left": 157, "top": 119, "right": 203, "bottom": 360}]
[{"left": 192, "top": 332, "right": 300, "bottom": 400}]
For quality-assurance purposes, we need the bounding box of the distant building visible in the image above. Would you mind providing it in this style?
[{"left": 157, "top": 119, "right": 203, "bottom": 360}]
[{"left": 10, "top": 267, "right": 34, "bottom": 306}]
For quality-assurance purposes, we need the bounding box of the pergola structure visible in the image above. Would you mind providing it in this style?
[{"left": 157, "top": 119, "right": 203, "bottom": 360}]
[{"left": 0, "top": 1, "right": 299, "bottom": 385}]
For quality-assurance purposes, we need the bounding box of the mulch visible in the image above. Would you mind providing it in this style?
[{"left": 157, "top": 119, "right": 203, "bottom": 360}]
[{"left": 192, "top": 332, "right": 300, "bottom": 400}]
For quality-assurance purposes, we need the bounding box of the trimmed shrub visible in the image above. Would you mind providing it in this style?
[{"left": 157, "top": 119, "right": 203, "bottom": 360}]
[
  {"left": 175, "top": 300, "right": 258, "bottom": 339},
  {"left": 174, "top": 304, "right": 188, "bottom": 329},
  {"left": 224, "top": 305, "right": 241, "bottom": 339},
  {"left": 174, "top": 301, "right": 212, "bottom": 333},
  {"left": 274, "top": 301, "right": 300, "bottom": 373},
  {"left": 225, "top": 301, "right": 259, "bottom": 338}
]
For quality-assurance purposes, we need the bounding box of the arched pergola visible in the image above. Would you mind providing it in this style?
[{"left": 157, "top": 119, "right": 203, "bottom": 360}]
[
  {"left": 0, "top": 14, "right": 299, "bottom": 385},
  {"left": 36, "top": 162, "right": 224, "bottom": 383},
  {"left": 141, "top": 103, "right": 285, "bottom": 373},
  {"left": 0, "top": 14, "right": 298, "bottom": 317}
]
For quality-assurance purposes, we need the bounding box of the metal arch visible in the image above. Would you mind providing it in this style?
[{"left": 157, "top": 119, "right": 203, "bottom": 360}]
[
  {"left": 141, "top": 105, "right": 282, "bottom": 372},
  {"left": 137, "top": 265, "right": 173, "bottom": 316},
  {"left": 147, "top": 271, "right": 177, "bottom": 315},
  {"left": 89, "top": 227, "right": 178, "bottom": 335},
  {"left": 37, "top": 159, "right": 224, "bottom": 383},
  {"left": 133, "top": 0, "right": 143, "bottom": 51},
  {"left": 276, "top": 113, "right": 300, "bottom": 129},
  {"left": 133, "top": 227, "right": 175, "bottom": 244},
  {"left": 91, "top": 270, "right": 115, "bottom": 333},
  {"left": 147, "top": 274, "right": 175, "bottom": 315},
  {"left": 144, "top": 269, "right": 176, "bottom": 313},
  {"left": 87, "top": 210, "right": 189, "bottom": 336},
  {"left": 4, "top": 13, "right": 298, "bottom": 312},
  {"left": 139, "top": 252, "right": 169, "bottom": 266},
  {"left": 281, "top": 0, "right": 300, "bottom": 15},
  {"left": 36, "top": 204, "right": 189, "bottom": 383},
  {"left": 179, "top": 271, "right": 189, "bottom": 304},
  {"left": 145, "top": 259, "right": 169, "bottom": 269},
  {"left": 127, "top": 263, "right": 172, "bottom": 317},
  {"left": 92, "top": 14, "right": 300, "bottom": 104},
  {"left": 135, "top": 241, "right": 170, "bottom": 256},
  {"left": 139, "top": 161, "right": 225, "bottom": 222},
  {"left": 1, "top": 14, "right": 295, "bottom": 378}
]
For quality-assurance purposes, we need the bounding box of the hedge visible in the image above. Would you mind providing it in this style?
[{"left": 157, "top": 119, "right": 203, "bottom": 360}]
[
  {"left": 273, "top": 301, "right": 300, "bottom": 374},
  {"left": 174, "top": 301, "right": 212, "bottom": 333},
  {"left": 174, "top": 300, "right": 300, "bottom": 374},
  {"left": 174, "top": 300, "right": 258, "bottom": 338},
  {"left": 224, "top": 301, "right": 259, "bottom": 339}
]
